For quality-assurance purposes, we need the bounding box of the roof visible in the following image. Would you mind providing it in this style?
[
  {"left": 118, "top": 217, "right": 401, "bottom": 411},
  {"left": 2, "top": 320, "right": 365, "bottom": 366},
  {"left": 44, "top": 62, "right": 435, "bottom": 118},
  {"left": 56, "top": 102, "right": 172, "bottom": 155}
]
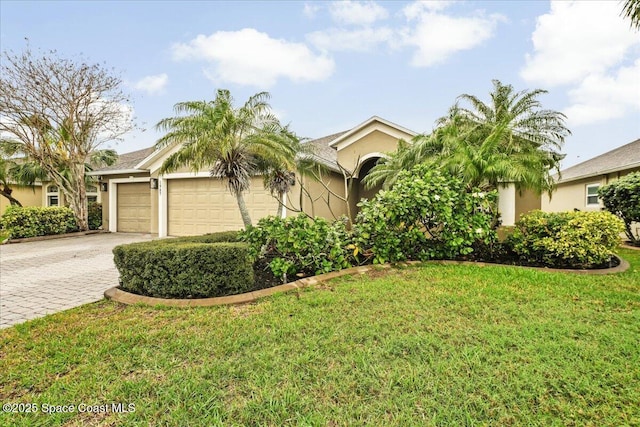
[
  {"left": 302, "top": 131, "right": 347, "bottom": 171},
  {"left": 328, "top": 116, "right": 417, "bottom": 148},
  {"left": 89, "top": 146, "right": 155, "bottom": 175},
  {"left": 558, "top": 138, "right": 640, "bottom": 183}
]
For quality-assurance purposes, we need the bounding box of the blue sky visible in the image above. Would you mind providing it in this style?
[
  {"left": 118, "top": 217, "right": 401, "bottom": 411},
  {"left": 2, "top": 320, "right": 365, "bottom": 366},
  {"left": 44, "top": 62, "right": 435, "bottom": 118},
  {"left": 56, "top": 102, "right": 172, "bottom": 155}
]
[{"left": 1, "top": 0, "right": 638, "bottom": 168}]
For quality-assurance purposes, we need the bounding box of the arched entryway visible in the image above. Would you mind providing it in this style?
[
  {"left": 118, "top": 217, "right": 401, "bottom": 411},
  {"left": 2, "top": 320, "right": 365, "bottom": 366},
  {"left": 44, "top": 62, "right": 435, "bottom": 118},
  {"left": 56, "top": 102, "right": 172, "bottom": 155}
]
[{"left": 349, "top": 156, "right": 384, "bottom": 219}]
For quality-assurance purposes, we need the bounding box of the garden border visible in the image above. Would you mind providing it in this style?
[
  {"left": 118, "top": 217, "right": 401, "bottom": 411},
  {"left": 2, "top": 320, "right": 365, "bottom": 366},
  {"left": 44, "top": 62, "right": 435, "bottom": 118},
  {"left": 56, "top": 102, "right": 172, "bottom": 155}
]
[
  {"left": 105, "top": 255, "right": 630, "bottom": 308},
  {"left": 1, "top": 230, "right": 107, "bottom": 244}
]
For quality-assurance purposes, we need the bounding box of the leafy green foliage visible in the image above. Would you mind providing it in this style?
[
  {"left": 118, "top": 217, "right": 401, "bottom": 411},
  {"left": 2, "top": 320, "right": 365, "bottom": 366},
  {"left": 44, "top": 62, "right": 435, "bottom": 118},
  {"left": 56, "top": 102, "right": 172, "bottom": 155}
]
[
  {"left": 113, "top": 233, "right": 253, "bottom": 298},
  {"left": 0, "top": 206, "right": 78, "bottom": 238},
  {"left": 240, "top": 214, "right": 357, "bottom": 278},
  {"left": 365, "top": 80, "right": 569, "bottom": 196},
  {"left": 508, "top": 210, "right": 624, "bottom": 268},
  {"left": 87, "top": 202, "right": 102, "bottom": 230},
  {"left": 599, "top": 172, "right": 640, "bottom": 245},
  {"left": 354, "top": 165, "right": 497, "bottom": 264}
]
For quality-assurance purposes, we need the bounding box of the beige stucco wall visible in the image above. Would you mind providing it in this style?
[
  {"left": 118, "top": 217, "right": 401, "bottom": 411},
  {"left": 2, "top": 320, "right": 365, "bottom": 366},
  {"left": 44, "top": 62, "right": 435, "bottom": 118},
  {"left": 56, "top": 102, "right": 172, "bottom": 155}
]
[
  {"left": 300, "top": 171, "right": 349, "bottom": 220},
  {"left": 515, "top": 189, "right": 541, "bottom": 221},
  {"left": 336, "top": 129, "right": 405, "bottom": 174},
  {"left": 0, "top": 185, "right": 43, "bottom": 215}
]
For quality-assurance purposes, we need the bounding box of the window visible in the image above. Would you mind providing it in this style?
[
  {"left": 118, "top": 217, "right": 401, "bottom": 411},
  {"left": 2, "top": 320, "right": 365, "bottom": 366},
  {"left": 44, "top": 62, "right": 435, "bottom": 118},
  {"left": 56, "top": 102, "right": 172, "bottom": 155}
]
[
  {"left": 586, "top": 184, "right": 600, "bottom": 206},
  {"left": 46, "top": 185, "right": 59, "bottom": 206},
  {"left": 87, "top": 185, "right": 98, "bottom": 203}
]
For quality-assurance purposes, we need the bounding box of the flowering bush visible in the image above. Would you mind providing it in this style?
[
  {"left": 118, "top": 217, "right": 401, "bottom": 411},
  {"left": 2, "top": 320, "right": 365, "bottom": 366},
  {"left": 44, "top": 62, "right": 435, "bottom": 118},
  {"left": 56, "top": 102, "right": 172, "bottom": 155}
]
[{"left": 353, "top": 165, "right": 497, "bottom": 263}]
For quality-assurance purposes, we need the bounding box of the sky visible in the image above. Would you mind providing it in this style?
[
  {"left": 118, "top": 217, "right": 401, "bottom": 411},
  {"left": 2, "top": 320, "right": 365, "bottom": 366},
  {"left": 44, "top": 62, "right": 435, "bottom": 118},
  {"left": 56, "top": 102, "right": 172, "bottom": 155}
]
[{"left": 1, "top": 0, "right": 639, "bottom": 169}]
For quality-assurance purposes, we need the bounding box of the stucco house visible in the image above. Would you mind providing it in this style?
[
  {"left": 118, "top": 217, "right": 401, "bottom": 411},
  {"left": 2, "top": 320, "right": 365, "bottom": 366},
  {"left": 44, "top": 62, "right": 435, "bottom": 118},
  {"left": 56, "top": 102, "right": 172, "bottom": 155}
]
[
  {"left": 90, "top": 116, "right": 416, "bottom": 237},
  {"left": 542, "top": 138, "right": 640, "bottom": 213}
]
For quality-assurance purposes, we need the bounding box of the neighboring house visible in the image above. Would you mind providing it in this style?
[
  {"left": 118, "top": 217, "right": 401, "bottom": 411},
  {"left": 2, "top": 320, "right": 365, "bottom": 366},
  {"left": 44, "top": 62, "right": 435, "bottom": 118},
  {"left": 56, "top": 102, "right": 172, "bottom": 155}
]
[
  {"left": 0, "top": 182, "right": 102, "bottom": 216},
  {"left": 542, "top": 138, "right": 640, "bottom": 213}
]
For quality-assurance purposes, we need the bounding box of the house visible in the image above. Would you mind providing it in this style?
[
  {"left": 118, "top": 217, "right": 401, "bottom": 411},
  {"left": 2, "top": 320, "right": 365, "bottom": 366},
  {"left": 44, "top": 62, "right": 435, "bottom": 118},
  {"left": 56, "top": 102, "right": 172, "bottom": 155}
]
[
  {"left": 542, "top": 138, "right": 640, "bottom": 213},
  {"left": 90, "top": 116, "right": 416, "bottom": 237},
  {"left": 0, "top": 181, "right": 102, "bottom": 216}
]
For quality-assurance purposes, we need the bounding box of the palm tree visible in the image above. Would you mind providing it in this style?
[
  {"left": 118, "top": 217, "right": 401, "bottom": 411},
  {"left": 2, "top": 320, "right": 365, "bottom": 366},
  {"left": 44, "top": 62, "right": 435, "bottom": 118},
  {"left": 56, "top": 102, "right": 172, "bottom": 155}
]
[
  {"left": 622, "top": 0, "right": 640, "bottom": 30},
  {"left": 365, "top": 80, "right": 570, "bottom": 195},
  {"left": 155, "top": 90, "right": 298, "bottom": 228},
  {"left": 0, "top": 140, "right": 47, "bottom": 206}
]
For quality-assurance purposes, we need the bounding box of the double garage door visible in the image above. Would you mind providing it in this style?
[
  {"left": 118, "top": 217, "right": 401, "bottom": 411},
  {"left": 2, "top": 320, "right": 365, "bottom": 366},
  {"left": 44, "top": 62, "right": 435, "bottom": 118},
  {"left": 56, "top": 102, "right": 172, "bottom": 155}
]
[{"left": 167, "top": 178, "right": 276, "bottom": 236}]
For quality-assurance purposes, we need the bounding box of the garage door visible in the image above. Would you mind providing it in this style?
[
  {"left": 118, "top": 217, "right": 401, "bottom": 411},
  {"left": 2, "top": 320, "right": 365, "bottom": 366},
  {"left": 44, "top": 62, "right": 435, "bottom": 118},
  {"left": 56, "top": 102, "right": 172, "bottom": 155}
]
[
  {"left": 167, "top": 177, "right": 276, "bottom": 236},
  {"left": 117, "top": 182, "right": 151, "bottom": 233}
]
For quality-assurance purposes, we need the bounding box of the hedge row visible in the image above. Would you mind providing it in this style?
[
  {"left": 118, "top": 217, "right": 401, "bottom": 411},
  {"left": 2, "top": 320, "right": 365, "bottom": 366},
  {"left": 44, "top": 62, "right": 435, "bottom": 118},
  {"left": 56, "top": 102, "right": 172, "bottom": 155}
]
[
  {"left": 112, "top": 231, "right": 253, "bottom": 299},
  {"left": 0, "top": 206, "right": 78, "bottom": 238},
  {"left": 0, "top": 203, "right": 103, "bottom": 239}
]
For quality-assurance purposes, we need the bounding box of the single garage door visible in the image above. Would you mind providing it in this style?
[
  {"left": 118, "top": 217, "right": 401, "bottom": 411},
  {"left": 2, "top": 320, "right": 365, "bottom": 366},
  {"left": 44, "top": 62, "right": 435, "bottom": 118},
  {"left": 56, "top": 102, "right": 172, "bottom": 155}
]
[
  {"left": 167, "top": 177, "right": 276, "bottom": 236},
  {"left": 117, "top": 182, "right": 151, "bottom": 233}
]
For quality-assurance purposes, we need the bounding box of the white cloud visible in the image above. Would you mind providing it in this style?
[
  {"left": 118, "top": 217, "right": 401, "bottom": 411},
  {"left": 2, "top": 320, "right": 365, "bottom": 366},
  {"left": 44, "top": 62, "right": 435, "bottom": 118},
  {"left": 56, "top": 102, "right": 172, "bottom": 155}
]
[
  {"left": 307, "top": 27, "right": 393, "bottom": 52},
  {"left": 329, "top": 1, "right": 388, "bottom": 26},
  {"left": 303, "top": 2, "right": 321, "bottom": 19},
  {"left": 402, "top": 0, "right": 457, "bottom": 19},
  {"left": 563, "top": 59, "right": 640, "bottom": 126},
  {"left": 521, "top": 1, "right": 640, "bottom": 87},
  {"left": 133, "top": 73, "right": 168, "bottom": 95},
  {"left": 171, "top": 28, "right": 335, "bottom": 88},
  {"left": 400, "top": 6, "right": 504, "bottom": 67}
]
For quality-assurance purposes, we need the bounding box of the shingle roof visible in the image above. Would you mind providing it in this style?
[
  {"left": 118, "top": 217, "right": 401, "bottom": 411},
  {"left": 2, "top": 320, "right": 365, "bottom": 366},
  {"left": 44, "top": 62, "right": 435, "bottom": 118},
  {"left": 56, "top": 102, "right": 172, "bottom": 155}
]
[
  {"left": 302, "top": 131, "right": 347, "bottom": 170},
  {"left": 558, "top": 138, "right": 640, "bottom": 183},
  {"left": 94, "top": 146, "right": 156, "bottom": 173}
]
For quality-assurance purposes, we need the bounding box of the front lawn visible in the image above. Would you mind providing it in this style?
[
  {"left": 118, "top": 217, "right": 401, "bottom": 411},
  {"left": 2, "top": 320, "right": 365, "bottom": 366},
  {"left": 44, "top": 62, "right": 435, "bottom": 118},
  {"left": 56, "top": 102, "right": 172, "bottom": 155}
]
[{"left": 1, "top": 250, "right": 639, "bottom": 426}]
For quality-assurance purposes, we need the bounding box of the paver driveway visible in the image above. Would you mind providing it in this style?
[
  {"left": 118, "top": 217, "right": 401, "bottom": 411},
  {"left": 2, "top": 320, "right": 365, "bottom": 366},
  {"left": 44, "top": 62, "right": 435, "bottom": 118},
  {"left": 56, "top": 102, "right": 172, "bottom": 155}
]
[{"left": 0, "top": 233, "right": 152, "bottom": 329}]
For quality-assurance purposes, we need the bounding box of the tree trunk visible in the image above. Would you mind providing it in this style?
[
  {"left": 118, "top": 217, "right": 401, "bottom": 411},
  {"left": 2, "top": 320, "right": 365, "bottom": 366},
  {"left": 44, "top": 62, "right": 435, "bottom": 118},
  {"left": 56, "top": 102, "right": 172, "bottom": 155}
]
[
  {"left": 276, "top": 191, "right": 284, "bottom": 219},
  {"left": 235, "top": 191, "right": 252, "bottom": 228},
  {"left": 0, "top": 186, "right": 23, "bottom": 207},
  {"left": 66, "top": 163, "right": 89, "bottom": 231}
]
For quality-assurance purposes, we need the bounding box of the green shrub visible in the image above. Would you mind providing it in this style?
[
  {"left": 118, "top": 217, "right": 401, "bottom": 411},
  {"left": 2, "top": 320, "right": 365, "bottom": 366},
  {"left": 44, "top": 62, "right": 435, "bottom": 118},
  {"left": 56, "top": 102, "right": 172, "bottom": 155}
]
[
  {"left": 507, "top": 210, "right": 624, "bottom": 268},
  {"left": 0, "top": 206, "right": 78, "bottom": 238},
  {"left": 599, "top": 172, "right": 640, "bottom": 245},
  {"left": 240, "top": 214, "right": 357, "bottom": 279},
  {"left": 88, "top": 202, "right": 102, "bottom": 230},
  {"left": 113, "top": 234, "right": 253, "bottom": 298},
  {"left": 162, "top": 230, "right": 241, "bottom": 244},
  {"left": 354, "top": 165, "right": 497, "bottom": 264}
]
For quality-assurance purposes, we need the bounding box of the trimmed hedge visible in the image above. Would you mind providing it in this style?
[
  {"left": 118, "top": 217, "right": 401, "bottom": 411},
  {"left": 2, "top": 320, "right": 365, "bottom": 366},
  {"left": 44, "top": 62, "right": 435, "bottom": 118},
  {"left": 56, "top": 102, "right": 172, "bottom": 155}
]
[
  {"left": 0, "top": 206, "right": 78, "bottom": 238},
  {"left": 88, "top": 202, "right": 103, "bottom": 230},
  {"left": 113, "top": 231, "right": 253, "bottom": 298},
  {"left": 507, "top": 210, "right": 624, "bottom": 268}
]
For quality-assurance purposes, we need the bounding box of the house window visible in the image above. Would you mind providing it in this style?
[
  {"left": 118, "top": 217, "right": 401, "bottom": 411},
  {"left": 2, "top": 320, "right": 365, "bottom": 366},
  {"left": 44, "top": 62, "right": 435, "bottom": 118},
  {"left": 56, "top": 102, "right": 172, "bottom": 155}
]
[
  {"left": 586, "top": 184, "right": 600, "bottom": 206},
  {"left": 46, "top": 185, "right": 59, "bottom": 207},
  {"left": 87, "top": 185, "right": 98, "bottom": 203}
]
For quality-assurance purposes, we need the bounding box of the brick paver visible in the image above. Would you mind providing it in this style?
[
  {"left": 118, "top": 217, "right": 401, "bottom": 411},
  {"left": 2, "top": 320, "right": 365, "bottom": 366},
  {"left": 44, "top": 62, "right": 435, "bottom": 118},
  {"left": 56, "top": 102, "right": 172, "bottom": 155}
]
[{"left": 0, "top": 233, "right": 152, "bottom": 328}]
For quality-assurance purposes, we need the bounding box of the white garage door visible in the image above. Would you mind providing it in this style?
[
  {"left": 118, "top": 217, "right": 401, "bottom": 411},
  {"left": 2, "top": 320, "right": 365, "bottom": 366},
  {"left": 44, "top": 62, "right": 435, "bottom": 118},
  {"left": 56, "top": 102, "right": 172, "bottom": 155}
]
[
  {"left": 167, "top": 177, "right": 276, "bottom": 236},
  {"left": 117, "top": 182, "right": 151, "bottom": 233}
]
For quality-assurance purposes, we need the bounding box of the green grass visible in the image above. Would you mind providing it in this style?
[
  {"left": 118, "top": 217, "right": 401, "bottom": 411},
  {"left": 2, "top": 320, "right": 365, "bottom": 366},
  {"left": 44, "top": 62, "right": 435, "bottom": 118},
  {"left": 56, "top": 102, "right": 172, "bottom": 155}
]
[
  {"left": 1, "top": 250, "right": 639, "bottom": 426},
  {"left": 0, "top": 229, "right": 8, "bottom": 242}
]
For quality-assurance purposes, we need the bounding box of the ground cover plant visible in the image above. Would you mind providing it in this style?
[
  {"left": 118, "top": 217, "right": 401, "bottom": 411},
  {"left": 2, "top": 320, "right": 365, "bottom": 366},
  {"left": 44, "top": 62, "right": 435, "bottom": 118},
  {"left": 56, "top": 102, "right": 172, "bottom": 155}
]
[{"left": 1, "top": 248, "right": 638, "bottom": 426}]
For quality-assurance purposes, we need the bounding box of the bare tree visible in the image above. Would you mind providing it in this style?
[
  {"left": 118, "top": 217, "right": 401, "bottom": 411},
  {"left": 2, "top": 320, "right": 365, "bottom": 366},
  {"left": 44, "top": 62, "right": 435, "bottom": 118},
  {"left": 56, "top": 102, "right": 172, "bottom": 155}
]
[{"left": 0, "top": 46, "right": 132, "bottom": 230}]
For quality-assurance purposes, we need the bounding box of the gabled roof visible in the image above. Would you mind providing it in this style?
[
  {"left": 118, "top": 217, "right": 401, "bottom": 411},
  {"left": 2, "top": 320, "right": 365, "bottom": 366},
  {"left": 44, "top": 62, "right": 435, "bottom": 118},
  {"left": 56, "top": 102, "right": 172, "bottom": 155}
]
[
  {"left": 89, "top": 146, "right": 155, "bottom": 176},
  {"left": 558, "top": 138, "right": 640, "bottom": 183},
  {"left": 328, "top": 116, "right": 417, "bottom": 149}
]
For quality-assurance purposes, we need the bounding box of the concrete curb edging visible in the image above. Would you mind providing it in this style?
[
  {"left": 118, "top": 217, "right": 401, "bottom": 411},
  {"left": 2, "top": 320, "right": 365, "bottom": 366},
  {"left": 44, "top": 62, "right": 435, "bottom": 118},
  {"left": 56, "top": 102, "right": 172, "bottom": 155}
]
[
  {"left": 2, "top": 230, "right": 107, "bottom": 244},
  {"left": 104, "top": 256, "right": 630, "bottom": 308}
]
